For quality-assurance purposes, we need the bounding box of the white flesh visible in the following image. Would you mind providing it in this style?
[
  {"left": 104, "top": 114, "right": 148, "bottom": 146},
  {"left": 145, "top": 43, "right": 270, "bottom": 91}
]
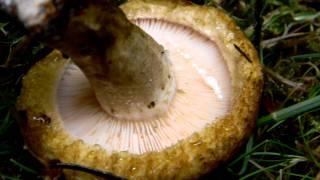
[{"left": 57, "top": 19, "right": 232, "bottom": 154}]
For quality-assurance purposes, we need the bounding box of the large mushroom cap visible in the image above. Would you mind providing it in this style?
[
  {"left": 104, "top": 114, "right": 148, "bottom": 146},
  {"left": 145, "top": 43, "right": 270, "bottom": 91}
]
[{"left": 17, "top": 0, "right": 263, "bottom": 179}]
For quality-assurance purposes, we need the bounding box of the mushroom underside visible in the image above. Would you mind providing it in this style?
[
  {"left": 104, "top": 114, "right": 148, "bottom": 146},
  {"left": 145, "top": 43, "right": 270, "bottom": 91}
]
[
  {"left": 17, "top": 0, "right": 263, "bottom": 179},
  {"left": 58, "top": 18, "right": 232, "bottom": 154}
]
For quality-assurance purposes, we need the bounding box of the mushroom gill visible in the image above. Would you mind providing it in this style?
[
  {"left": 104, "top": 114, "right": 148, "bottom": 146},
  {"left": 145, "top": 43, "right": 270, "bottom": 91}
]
[
  {"left": 15, "top": 0, "right": 263, "bottom": 179},
  {"left": 58, "top": 18, "right": 231, "bottom": 154}
]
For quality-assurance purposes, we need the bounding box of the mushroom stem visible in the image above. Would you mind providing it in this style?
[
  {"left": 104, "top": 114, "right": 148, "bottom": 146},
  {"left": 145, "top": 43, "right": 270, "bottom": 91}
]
[
  {"left": 3, "top": 0, "right": 176, "bottom": 120},
  {"left": 55, "top": 2, "right": 176, "bottom": 120}
]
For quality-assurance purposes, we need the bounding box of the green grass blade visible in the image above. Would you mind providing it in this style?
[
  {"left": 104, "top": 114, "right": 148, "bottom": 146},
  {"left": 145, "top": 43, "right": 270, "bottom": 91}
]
[
  {"left": 0, "top": 22, "right": 8, "bottom": 35},
  {"left": 257, "top": 95, "right": 320, "bottom": 126},
  {"left": 229, "top": 139, "right": 304, "bottom": 167},
  {"left": 298, "top": 118, "right": 320, "bottom": 168},
  {"left": 251, "top": 152, "right": 306, "bottom": 159},
  {"left": 238, "top": 136, "right": 254, "bottom": 175},
  {"left": 9, "top": 159, "right": 38, "bottom": 175},
  {"left": 0, "top": 173, "right": 20, "bottom": 180},
  {"left": 308, "top": 84, "right": 320, "bottom": 98},
  {"left": 0, "top": 112, "right": 13, "bottom": 136},
  {"left": 0, "top": 150, "right": 11, "bottom": 156},
  {"left": 267, "top": 140, "right": 304, "bottom": 154},
  {"left": 228, "top": 140, "right": 269, "bottom": 166},
  {"left": 293, "top": 11, "right": 320, "bottom": 21},
  {"left": 266, "top": 118, "right": 286, "bottom": 132},
  {"left": 282, "top": 172, "right": 314, "bottom": 180},
  {"left": 290, "top": 53, "right": 320, "bottom": 61},
  {"left": 0, "top": 22, "right": 8, "bottom": 28},
  {"left": 239, "top": 162, "right": 285, "bottom": 180}
]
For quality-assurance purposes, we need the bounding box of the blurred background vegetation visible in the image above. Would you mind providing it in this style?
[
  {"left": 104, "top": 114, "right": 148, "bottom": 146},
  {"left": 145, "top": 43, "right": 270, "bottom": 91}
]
[{"left": 0, "top": 0, "right": 319, "bottom": 179}]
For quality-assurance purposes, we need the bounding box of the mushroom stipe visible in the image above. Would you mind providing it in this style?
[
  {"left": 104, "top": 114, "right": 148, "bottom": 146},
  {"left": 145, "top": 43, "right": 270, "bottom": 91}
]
[{"left": 17, "top": 0, "right": 263, "bottom": 179}]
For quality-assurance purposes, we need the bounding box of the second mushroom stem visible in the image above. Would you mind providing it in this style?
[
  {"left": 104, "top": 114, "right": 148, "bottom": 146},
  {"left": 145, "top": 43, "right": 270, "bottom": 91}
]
[{"left": 45, "top": 1, "right": 176, "bottom": 120}]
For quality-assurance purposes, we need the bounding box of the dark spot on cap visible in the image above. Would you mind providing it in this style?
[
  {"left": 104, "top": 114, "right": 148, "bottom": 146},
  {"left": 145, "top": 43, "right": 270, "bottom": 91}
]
[
  {"left": 234, "top": 44, "right": 252, "bottom": 63},
  {"left": 147, "top": 101, "right": 156, "bottom": 109},
  {"left": 168, "top": 75, "right": 171, "bottom": 79},
  {"left": 110, "top": 108, "right": 115, "bottom": 114}
]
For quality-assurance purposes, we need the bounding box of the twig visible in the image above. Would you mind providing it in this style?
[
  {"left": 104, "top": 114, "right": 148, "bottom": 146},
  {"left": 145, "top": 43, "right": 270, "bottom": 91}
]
[
  {"left": 263, "top": 66, "right": 306, "bottom": 91},
  {"left": 249, "top": 160, "right": 276, "bottom": 180},
  {"left": 261, "top": 32, "right": 308, "bottom": 48},
  {"left": 49, "top": 161, "right": 126, "bottom": 180}
]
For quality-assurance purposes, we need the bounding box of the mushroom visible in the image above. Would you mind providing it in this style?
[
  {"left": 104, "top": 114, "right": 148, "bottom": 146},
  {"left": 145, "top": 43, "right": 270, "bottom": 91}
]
[{"left": 16, "top": 0, "right": 263, "bottom": 179}]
